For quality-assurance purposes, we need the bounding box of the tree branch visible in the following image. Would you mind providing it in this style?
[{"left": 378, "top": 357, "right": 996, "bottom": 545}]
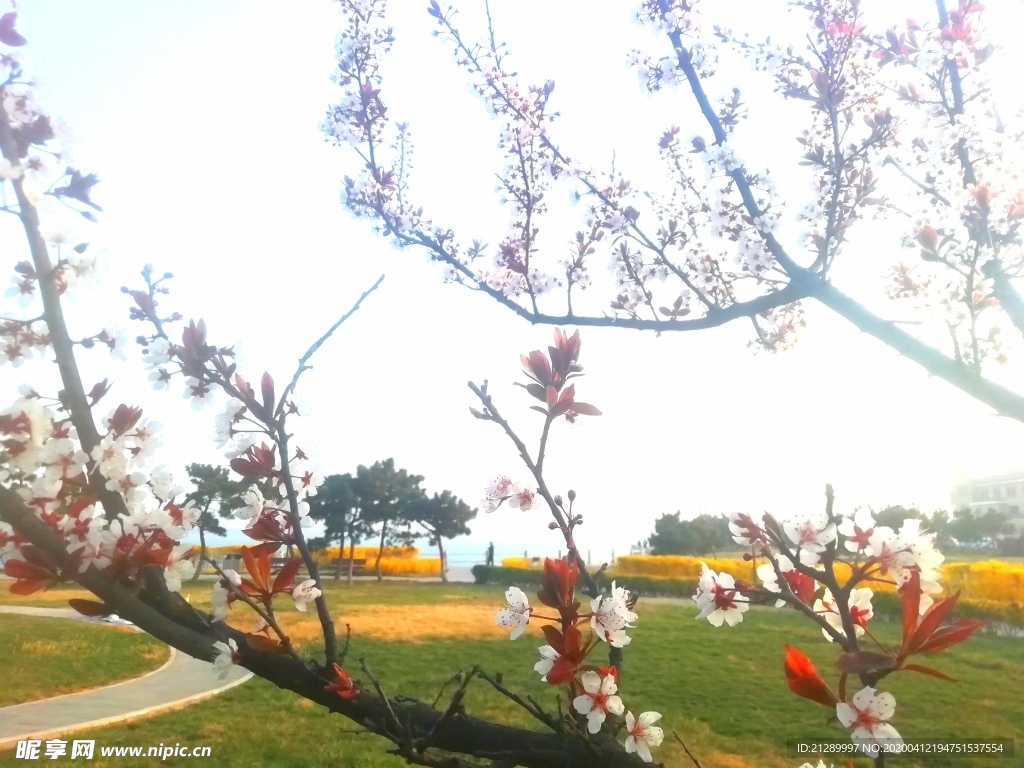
[
  {"left": 0, "top": 484, "right": 648, "bottom": 768},
  {"left": 813, "top": 281, "right": 1024, "bottom": 421}
]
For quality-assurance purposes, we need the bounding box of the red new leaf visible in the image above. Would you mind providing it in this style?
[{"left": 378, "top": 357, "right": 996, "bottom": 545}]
[
  {"left": 546, "top": 624, "right": 585, "bottom": 685},
  {"left": 784, "top": 645, "right": 838, "bottom": 707},
  {"left": 68, "top": 599, "right": 112, "bottom": 617},
  {"left": 902, "top": 663, "right": 957, "bottom": 682},
  {"left": 916, "top": 618, "right": 987, "bottom": 654},
  {"left": 271, "top": 558, "right": 303, "bottom": 594},
  {"left": 0, "top": 13, "right": 27, "bottom": 46},
  {"left": 261, "top": 372, "right": 275, "bottom": 414},
  {"left": 240, "top": 545, "right": 273, "bottom": 594},
  {"left": 897, "top": 570, "right": 986, "bottom": 663}
]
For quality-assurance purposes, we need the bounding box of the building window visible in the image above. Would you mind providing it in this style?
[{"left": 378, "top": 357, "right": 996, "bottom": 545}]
[{"left": 1009, "top": 486, "right": 1017, "bottom": 498}]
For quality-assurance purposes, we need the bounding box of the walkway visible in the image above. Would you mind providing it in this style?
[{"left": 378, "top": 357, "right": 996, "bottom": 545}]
[{"left": 0, "top": 606, "right": 251, "bottom": 749}]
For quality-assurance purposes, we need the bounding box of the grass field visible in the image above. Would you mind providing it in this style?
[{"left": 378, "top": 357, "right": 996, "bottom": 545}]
[
  {"left": 0, "top": 582, "right": 1020, "bottom": 767},
  {"left": 0, "top": 613, "right": 169, "bottom": 707}
]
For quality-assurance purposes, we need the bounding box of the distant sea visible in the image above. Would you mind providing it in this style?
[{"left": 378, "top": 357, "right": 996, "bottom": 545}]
[{"left": 185, "top": 527, "right": 617, "bottom": 567}]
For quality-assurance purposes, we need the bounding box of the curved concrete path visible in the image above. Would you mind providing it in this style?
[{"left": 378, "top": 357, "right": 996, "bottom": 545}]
[{"left": 0, "top": 606, "right": 251, "bottom": 749}]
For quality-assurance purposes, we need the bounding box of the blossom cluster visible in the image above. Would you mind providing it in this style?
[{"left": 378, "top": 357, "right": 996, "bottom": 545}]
[
  {"left": 0, "top": 14, "right": 332, "bottom": 682},
  {"left": 494, "top": 559, "right": 663, "bottom": 761},
  {"left": 694, "top": 501, "right": 984, "bottom": 754}
]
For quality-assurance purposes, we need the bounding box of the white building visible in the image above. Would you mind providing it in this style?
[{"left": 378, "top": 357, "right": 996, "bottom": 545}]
[{"left": 951, "top": 471, "right": 1024, "bottom": 536}]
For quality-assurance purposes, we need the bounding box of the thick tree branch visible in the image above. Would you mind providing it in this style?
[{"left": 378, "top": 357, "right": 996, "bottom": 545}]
[
  {"left": 0, "top": 108, "right": 128, "bottom": 521},
  {"left": 814, "top": 282, "right": 1024, "bottom": 421},
  {"left": 0, "top": 485, "right": 646, "bottom": 768}
]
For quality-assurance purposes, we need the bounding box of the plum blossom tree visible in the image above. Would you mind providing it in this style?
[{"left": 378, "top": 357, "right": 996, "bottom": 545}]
[
  {"left": 324, "top": 0, "right": 1024, "bottom": 425},
  {"left": 0, "top": 3, "right": 1002, "bottom": 768}
]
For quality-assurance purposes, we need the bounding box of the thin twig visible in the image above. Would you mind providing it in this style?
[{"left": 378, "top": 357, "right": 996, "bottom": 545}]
[
  {"left": 202, "top": 555, "right": 303, "bottom": 662},
  {"left": 417, "top": 668, "right": 478, "bottom": 752},
  {"left": 279, "top": 274, "right": 385, "bottom": 410},
  {"left": 476, "top": 668, "right": 562, "bottom": 732},
  {"left": 468, "top": 380, "right": 600, "bottom": 598},
  {"left": 673, "top": 732, "right": 705, "bottom": 768},
  {"left": 360, "top": 657, "right": 404, "bottom": 736}
]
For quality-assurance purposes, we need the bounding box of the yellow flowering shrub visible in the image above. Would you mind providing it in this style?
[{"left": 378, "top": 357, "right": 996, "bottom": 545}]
[
  {"left": 613, "top": 555, "right": 751, "bottom": 580},
  {"left": 610, "top": 555, "right": 1024, "bottom": 602},
  {"left": 208, "top": 545, "right": 421, "bottom": 562},
  {"left": 310, "top": 545, "right": 419, "bottom": 564},
  {"left": 377, "top": 557, "right": 442, "bottom": 576},
  {"left": 501, "top": 557, "right": 535, "bottom": 569}
]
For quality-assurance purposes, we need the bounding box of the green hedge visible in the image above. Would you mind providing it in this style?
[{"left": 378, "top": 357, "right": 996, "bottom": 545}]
[{"left": 472, "top": 566, "right": 1023, "bottom": 628}]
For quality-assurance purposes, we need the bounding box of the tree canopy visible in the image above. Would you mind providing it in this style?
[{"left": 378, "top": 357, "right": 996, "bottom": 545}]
[{"left": 648, "top": 512, "right": 731, "bottom": 556}]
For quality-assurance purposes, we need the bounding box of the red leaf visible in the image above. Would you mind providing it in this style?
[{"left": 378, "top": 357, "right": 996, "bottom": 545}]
[
  {"left": 570, "top": 402, "right": 602, "bottom": 416},
  {"left": 916, "top": 225, "right": 939, "bottom": 253},
  {"left": 108, "top": 404, "right": 143, "bottom": 437},
  {"left": 68, "top": 599, "right": 111, "bottom": 617},
  {"left": 901, "top": 663, "right": 957, "bottom": 682},
  {"left": 9, "top": 579, "right": 48, "bottom": 595},
  {"left": 540, "top": 624, "right": 563, "bottom": 652},
  {"left": 916, "top": 618, "right": 987, "bottom": 654},
  {"left": 261, "top": 372, "right": 275, "bottom": 414},
  {"left": 325, "top": 663, "right": 359, "bottom": 698},
  {"left": 230, "top": 457, "right": 258, "bottom": 477},
  {"left": 908, "top": 590, "right": 962, "bottom": 655},
  {"left": 545, "top": 385, "right": 558, "bottom": 408},
  {"left": 546, "top": 656, "right": 578, "bottom": 685},
  {"left": 0, "top": 13, "right": 27, "bottom": 46},
  {"left": 523, "top": 383, "right": 546, "bottom": 401},
  {"left": 271, "top": 558, "right": 303, "bottom": 594},
  {"left": 899, "top": 570, "right": 922, "bottom": 653},
  {"left": 240, "top": 546, "right": 271, "bottom": 593},
  {"left": 784, "top": 645, "right": 838, "bottom": 708},
  {"left": 4, "top": 558, "right": 51, "bottom": 582}
]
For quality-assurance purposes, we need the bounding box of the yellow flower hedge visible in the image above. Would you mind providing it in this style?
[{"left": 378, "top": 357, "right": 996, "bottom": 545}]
[
  {"left": 375, "top": 557, "right": 442, "bottom": 576},
  {"left": 205, "top": 545, "right": 436, "bottom": 576},
  {"left": 501, "top": 557, "right": 533, "bottom": 569},
  {"left": 207, "top": 544, "right": 420, "bottom": 561},
  {"left": 612, "top": 555, "right": 1024, "bottom": 602},
  {"left": 309, "top": 545, "right": 420, "bottom": 563}
]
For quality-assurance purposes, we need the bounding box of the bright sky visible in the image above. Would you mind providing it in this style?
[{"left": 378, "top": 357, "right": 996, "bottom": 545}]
[{"left": 4, "top": 0, "right": 1024, "bottom": 562}]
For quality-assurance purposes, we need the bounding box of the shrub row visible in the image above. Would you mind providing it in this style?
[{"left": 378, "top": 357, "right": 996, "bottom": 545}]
[
  {"left": 613, "top": 555, "right": 1024, "bottom": 603},
  {"left": 472, "top": 566, "right": 1023, "bottom": 627},
  {"left": 205, "top": 544, "right": 434, "bottom": 576},
  {"left": 207, "top": 544, "right": 421, "bottom": 561},
  {"left": 473, "top": 565, "right": 698, "bottom": 599}
]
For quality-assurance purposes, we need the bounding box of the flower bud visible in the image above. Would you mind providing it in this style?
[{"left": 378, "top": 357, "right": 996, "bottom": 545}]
[
  {"left": 548, "top": 521, "right": 559, "bottom": 530},
  {"left": 567, "top": 489, "right": 576, "bottom": 502},
  {"left": 553, "top": 495, "right": 563, "bottom": 506}
]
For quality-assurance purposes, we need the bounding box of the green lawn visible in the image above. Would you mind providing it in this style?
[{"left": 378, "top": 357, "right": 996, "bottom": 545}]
[
  {"left": 0, "top": 582, "right": 1020, "bottom": 767},
  {"left": 0, "top": 613, "right": 169, "bottom": 706}
]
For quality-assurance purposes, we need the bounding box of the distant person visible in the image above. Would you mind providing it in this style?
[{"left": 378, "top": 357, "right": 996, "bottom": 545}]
[{"left": 486, "top": 542, "right": 495, "bottom": 566}]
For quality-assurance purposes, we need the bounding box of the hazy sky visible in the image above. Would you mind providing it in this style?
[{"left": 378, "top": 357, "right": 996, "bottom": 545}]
[{"left": 3, "top": 0, "right": 1024, "bottom": 562}]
